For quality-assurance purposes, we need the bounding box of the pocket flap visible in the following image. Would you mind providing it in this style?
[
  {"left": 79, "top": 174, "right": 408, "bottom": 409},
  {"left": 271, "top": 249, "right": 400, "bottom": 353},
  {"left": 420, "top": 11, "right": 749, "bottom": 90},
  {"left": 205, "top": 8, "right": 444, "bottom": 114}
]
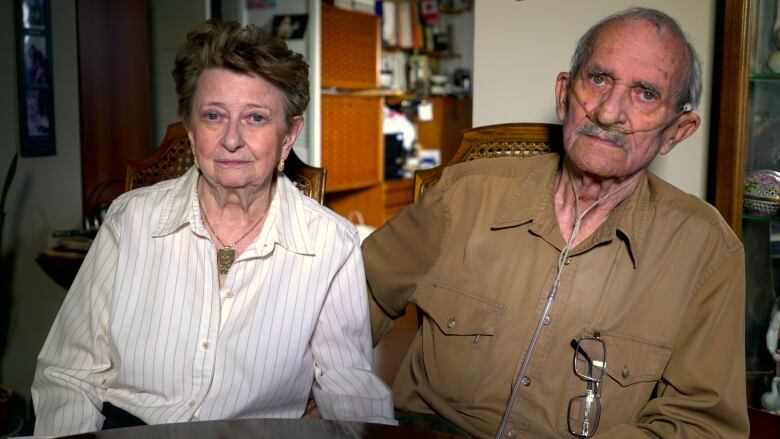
[
  {"left": 601, "top": 333, "right": 671, "bottom": 386},
  {"left": 414, "top": 282, "right": 506, "bottom": 336}
]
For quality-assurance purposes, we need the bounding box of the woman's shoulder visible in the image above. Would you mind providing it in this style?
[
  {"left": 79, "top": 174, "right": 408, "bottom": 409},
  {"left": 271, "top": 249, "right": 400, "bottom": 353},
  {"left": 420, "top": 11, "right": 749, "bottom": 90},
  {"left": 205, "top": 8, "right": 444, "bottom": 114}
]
[
  {"left": 111, "top": 178, "right": 181, "bottom": 212},
  {"left": 296, "top": 195, "right": 360, "bottom": 246},
  {"left": 105, "top": 173, "right": 190, "bottom": 228},
  {"left": 277, "top": 174, "right": 359, "bottom": 243}
]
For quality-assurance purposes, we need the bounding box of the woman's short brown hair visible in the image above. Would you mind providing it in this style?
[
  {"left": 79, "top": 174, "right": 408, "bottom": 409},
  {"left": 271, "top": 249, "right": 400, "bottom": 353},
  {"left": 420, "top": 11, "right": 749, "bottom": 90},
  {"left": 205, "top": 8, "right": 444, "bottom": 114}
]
[{"left": 172, "top": 19, "right": 309, "bottom": 127}]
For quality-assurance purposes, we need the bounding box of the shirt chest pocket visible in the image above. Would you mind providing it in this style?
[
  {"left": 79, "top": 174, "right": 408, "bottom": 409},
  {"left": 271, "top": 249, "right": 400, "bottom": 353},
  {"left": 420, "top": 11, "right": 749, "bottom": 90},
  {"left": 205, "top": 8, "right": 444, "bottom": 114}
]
[
  {"left": 598, "top": 333, "right": 672, "bottom": 428},
  {"left": 414, "top": 282, "right": 506, "bottom": 405}
]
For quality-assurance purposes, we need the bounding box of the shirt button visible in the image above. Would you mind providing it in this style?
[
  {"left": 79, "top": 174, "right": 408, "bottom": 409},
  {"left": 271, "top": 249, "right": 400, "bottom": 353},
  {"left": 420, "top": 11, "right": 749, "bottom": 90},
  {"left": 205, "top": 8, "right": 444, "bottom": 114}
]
[
  {"left": 187, "top": 400, "right": 196, "bottom": 408},
  {"left": 542, "top": 315, "right": 551, "bottom": 325},
  {"left": 622, "top": 366, "right": 630, "bottom": 378},
  {"left": 202, "top": 341, "right": 210, "bottom": 350},
  {"left": 225, "top": 290, "right": 234, "bottom": 298},
  {"left": 565, "top": 257, "right": 572, "bottom": 265},
  {"left": 520, "top": 376, "right": 531, "bottom": 386},
  {"left": 506, "top": 427, "right": 518, "bottom": 438},
  {"left": 447, "top": 318, "right": 457, "bottom": 328}
]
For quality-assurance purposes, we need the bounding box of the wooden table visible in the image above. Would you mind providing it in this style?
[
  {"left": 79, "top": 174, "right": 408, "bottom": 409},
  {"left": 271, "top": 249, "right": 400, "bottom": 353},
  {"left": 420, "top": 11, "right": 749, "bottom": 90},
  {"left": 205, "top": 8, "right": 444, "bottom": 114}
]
[
  {"left": 58, "top": 418, "right": 464, "bottom": 439},
  {"left": 36, "top": 249, "right": 87, "bottom": 290},
  {"left": 748, "top": 407, "right": 780, "bottom": 439}
]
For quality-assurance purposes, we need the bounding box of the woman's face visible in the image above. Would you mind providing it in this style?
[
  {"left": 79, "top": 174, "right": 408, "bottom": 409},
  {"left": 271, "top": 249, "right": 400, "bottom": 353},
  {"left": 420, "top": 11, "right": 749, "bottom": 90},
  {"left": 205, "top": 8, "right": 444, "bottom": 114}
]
[{"left": 187, "top": 68, "right": 303, "bottom": 192}]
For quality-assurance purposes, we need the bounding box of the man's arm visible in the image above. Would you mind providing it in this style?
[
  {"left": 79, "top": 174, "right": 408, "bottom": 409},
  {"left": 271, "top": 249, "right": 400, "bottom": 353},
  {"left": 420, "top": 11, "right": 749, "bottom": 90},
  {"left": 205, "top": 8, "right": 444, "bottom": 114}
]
[
  {"left": 310, "top": 233, "right": 396, "bottom": 425},
  {"left": 32, "top": 215, "right": 120, "bottom": 436},
  {"left": 601, "top": 246, "right": 749, "bottom": 438},
  {"left": 362, "top": 179, "right": 448, "bottom": 345}
]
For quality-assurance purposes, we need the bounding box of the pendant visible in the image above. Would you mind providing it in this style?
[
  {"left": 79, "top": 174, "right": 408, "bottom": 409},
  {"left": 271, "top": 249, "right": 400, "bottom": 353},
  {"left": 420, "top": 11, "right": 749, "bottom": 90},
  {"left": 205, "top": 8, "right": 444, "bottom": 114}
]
[{"left": 217, "top": 247, "right": 235, "bottom": 275}]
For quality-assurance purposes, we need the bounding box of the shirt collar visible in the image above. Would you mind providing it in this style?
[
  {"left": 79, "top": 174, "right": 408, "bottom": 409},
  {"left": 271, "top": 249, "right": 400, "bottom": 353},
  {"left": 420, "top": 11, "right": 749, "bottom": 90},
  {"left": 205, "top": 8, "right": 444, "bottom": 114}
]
[
  {"left": 489, "top": 154, "right": 647, "bottom": 268},
  {"left": 152, "top": 167, "right": 315, "bottom": 256}
]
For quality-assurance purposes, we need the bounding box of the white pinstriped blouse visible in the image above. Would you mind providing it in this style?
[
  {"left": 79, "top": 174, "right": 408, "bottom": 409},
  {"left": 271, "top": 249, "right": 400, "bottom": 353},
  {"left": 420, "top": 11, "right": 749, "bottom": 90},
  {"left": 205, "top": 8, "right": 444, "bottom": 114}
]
[{"left": 32, "top": 167, "right": 395, "bottom": 436}]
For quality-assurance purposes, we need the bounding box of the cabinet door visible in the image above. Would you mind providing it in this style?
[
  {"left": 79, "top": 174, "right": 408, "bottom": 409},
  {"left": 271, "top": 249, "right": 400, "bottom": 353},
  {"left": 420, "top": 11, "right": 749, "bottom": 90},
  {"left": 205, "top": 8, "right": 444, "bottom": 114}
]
[
  {"left": 417, "top": 97, "right": 472, "bottom": 164},
  {"left": 321, "top": 3, "right": 380, "bottom": 89},
  {"left": 321, "top": 94, "right": 383, "bottom": 191},
  {"left": 743, "top": 0, "right": 780, "bottom": 409},
  {"left": 713, "top": 0, "right": 780, "bottom": 416}
]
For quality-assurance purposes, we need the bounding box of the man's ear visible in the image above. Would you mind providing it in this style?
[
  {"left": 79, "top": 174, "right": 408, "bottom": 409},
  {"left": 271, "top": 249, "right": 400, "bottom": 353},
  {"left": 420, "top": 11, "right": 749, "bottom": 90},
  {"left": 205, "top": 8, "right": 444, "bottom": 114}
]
[
  {"left": 660, "top": 111, "right": 700, "bottom": 155},
  {"left": 555, "top": 72, "right": 571, "bottom": 122}
]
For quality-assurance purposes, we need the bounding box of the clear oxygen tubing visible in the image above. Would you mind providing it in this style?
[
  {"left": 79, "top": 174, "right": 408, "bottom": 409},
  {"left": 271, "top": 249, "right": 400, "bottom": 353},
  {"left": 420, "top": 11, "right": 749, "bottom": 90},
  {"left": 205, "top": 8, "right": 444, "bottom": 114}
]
[{"left": 494, "top": 165, "right": 642, "bottom": 438}]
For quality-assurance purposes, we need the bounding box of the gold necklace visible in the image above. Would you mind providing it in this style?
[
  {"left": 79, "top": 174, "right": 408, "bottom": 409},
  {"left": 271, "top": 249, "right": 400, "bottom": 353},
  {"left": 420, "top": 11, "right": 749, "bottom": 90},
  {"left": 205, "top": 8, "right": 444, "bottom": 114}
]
[{"left": 200, "top": 200, "right": 270, "bottom": 275}]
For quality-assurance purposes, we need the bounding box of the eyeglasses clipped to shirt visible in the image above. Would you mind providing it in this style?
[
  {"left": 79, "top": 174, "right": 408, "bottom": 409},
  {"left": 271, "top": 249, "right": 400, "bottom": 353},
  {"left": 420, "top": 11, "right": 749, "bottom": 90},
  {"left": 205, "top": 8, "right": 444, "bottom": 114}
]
[{"left": 568, "top": 333, "right": 606, "bottom": 438}]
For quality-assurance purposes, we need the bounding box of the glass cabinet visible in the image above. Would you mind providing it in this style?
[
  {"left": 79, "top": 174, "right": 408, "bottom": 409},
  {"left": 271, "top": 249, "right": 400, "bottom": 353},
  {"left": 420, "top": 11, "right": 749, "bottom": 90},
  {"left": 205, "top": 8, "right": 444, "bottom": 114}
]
[{"left": 712, "top": 0, "right": 780, "bottom": 423}]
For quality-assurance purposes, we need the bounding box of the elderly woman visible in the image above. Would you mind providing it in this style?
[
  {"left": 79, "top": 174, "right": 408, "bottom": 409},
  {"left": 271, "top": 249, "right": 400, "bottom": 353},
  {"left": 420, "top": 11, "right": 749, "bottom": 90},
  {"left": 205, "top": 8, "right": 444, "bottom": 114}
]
[{"left": 32, "top": 19, "right": 394, "bottom": 435}]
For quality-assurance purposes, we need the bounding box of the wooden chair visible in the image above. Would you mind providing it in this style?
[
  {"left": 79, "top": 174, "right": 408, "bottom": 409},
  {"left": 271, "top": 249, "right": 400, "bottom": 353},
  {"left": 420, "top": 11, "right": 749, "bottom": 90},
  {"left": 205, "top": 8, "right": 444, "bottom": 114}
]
[
  {"left": 413, "top": 122, "right": 563, "bottom": 202},
  {"left": 126, "top": 122, "right": 326, "bottom": 204}
]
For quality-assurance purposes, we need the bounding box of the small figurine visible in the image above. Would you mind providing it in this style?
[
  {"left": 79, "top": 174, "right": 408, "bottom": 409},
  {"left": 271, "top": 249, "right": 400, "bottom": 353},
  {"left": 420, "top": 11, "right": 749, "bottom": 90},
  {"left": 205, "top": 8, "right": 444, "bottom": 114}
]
[
  {"left": 761, "top": 298, "right": 780, "bottom": 413},
  {"left": 774, "top": 0, "right": 780, "bottom": 48},
  {"left": 769, "top": 0, "right": 780, "bottom": 72}
]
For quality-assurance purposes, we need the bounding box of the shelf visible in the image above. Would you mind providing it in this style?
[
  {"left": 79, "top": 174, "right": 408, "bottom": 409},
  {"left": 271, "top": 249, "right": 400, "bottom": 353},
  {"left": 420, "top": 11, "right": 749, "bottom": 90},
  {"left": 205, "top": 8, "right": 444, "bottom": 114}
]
[
  {"left": 744, "top": 213, "right": 780, "bottom": 222},
  {"left": 321, "top": 88, "right": 408, "bottom": 97},
  {"left": 750, "top": 72, "right": 780, "bottom": 80},
  {"left": 439, "top": 6, "right": 472, "bottom": 15},
  {"left": 382, "top": 0, "right": 472, "bottom": 12},
  {"left": 383, "top": 45, "right": 461, "bottom": 59}
]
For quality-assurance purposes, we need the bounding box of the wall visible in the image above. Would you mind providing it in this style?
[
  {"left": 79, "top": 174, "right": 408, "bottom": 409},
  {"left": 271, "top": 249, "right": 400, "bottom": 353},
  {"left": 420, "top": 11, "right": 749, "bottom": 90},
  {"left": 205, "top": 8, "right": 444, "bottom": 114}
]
[
  {"left": 473, "top": 0, "right": 715, "bottom": 199},
  {"left": 149, "top": 0, "right": 208, "bottom": 146},
  {"left": 0, "top": 0, "right": 83, "bottom": 404}
]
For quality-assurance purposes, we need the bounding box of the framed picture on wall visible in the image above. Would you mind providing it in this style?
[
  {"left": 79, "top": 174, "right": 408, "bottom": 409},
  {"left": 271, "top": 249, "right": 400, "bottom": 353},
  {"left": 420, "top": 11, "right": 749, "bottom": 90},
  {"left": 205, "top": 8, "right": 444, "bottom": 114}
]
[{"left": 15, "top": 0, "right": 56, "bottom": 157}]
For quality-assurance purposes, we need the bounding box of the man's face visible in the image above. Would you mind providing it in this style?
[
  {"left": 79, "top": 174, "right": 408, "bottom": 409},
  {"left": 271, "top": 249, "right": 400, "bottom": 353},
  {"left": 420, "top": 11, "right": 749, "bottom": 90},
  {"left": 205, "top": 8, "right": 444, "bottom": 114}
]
[{"left": 555, "top": 20, "right": 700, "bottom": 180}]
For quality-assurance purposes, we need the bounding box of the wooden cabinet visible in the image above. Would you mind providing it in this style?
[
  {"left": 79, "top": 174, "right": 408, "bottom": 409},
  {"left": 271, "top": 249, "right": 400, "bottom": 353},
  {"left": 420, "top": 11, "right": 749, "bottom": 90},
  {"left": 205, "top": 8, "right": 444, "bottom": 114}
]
[
  {"left": 383, "top": 178, "right": 414, "bottom": 219},
  {"left": 321, "top": 3, "right": 379, "bottom": 89},
  {"left": 321, "top": 94, "right": 383, "bottom": 192},
  {"left": 319, "top": 4, "right": 469, "bottom": 227},
  {"left": 417, "top": 96, "right": 472, "bottom": 164},
  {"left": 710, "top": 0, "right": 780, "bottom": 429},
  {"left": 320, "top": 4, "right": 416, "bottom": 227}
]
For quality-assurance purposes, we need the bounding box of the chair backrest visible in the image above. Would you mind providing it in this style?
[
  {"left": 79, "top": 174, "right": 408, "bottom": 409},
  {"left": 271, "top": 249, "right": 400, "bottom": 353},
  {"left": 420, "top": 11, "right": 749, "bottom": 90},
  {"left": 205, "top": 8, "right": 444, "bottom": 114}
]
[
  {"left": 126, "top": 122, "right": 326, "bottom": 204},
  {"left": 413, "top": 122, "right": 563, "bottom": 202}
]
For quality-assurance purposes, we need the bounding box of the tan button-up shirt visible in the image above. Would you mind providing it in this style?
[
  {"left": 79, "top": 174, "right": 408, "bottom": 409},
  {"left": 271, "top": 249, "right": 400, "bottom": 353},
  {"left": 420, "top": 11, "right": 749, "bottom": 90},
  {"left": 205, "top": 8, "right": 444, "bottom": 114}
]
[{"left": 364, "top": 155, "right": 748, "bottom": 438}]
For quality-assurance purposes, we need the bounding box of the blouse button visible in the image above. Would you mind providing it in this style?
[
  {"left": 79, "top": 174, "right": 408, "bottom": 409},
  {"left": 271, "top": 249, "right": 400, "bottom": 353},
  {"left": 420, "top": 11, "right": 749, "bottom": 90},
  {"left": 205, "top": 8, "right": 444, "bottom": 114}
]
[
  {"left": 506, "top": 428, "right": 518, "bottom": 438},
  {"left": 447, "top": 318, "right": 457, "bottom": 328},
  {"left": 202, "top": 341, "right": 210, "bottom": 350},
  {"left": 622, "top": 366, "right": 630, "bottom": 378},
  {"left": 520, "top": 376, "right": 531, "bottom": 386},
  {"left": 225, "top": 290, "right": 234, "bottom": 299}
]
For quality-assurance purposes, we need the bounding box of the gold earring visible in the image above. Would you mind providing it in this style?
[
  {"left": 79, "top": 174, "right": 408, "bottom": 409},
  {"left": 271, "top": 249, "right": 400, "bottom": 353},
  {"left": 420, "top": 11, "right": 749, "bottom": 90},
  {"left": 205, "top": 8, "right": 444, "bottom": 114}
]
[{"left": 277, "top": 158, "right": 285, "bottom": 173}]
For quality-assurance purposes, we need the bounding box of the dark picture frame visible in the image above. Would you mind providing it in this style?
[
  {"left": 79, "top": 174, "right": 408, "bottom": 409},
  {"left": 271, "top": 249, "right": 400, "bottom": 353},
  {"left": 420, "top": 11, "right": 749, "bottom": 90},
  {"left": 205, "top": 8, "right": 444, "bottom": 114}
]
[{"left": 15, "top": 0, "right": 56, "bottom": 157}]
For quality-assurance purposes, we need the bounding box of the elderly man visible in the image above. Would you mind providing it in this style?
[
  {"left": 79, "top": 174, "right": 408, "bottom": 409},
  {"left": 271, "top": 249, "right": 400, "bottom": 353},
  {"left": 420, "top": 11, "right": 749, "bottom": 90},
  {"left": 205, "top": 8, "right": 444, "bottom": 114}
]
[{"left": 363, "top": 7, "right": 748, "bottom": 439}]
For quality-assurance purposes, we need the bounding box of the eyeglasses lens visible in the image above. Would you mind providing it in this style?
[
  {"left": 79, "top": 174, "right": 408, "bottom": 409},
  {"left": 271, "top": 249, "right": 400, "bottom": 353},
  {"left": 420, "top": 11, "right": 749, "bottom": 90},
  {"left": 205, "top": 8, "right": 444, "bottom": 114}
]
[
  {"left": 574, "top": 338, "right": 605, "bottom": 380},
  {"left": 568, "top": 393, "right": 602, "bottom": 437}
]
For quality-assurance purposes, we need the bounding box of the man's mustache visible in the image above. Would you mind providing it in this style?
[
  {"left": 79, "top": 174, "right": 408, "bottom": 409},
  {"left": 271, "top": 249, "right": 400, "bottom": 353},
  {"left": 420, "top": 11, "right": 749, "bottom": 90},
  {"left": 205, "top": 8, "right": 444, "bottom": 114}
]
[{"left": 576, "top": 123, "right": 630, "bottom": 153}]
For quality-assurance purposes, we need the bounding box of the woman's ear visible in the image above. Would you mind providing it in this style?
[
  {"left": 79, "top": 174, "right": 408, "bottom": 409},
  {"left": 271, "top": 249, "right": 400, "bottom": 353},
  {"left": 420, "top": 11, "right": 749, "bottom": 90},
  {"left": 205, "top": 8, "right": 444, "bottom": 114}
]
[
  {"left": 281, "top": 116, "right": 305, "bottom": 159},
  {"left": 555, "top": 72, "right": 571, "bottom": 122},
  {"left": 185, "top": 130, "right": 201, "bottom": 170}
]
